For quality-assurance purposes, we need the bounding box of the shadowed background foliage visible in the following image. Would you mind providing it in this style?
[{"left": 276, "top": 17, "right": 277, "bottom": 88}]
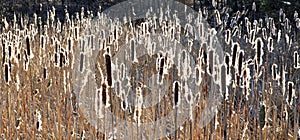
[{"left": 0, "top": 0, "right": 299, "bottom": 22}]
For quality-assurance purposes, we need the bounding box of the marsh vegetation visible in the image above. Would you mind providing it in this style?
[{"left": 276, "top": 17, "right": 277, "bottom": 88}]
[{"left": 0, "top": 0, "right": 299, "bottom": 139}]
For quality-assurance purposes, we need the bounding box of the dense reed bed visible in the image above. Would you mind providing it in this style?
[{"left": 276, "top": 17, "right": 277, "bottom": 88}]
[{"left": 0, "top": 1, "right": 299, "bottom": 139}]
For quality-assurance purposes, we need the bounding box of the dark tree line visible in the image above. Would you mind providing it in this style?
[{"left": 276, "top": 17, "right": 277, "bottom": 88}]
[{"left": 0, "top": 0, "right": 299, "bottom": 24}]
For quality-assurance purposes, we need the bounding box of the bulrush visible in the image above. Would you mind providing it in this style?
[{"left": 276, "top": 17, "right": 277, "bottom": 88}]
[
  {"left": 214, "top": 10, "right": 222, "bottom": 26},
  {"left": 277, "top": 29, "right": 282, "bottom": 43},
  {"left": 272, "top": 64, "right": 279, "bottom": 80},
  {"left": 101, "top": 82, "right": 110, "bottom": 108},
  {"left": 1, "top": 37, "right": 6, "bottom": 65},
  {"left": 267, "top": 37, "right": 274, "bottom": 52},
  {"left": 225, "top": 53, "right": 230, "bottom": 75},
  {"left": 169, "top": 24, "right": 175, "bottom": 41},
  {"left": 231, "top": 25, "right": 239, "bottom": 38},
  {"left": 220, "top": 64, "right": 227, "bottom": 97},
  {"left": 121, "top": 91, "right": 128, "bottom": 111},
  {"left": 231, "top": 42, "right": 239, "bottom": 67},
  {"left": 104, "top": 53, "right": 112, "bottom": 87},
  {"left": 25, "top": 35, "right": 34, "bottom": 59},
  {"left": 225, "top": 29, "right": 231, "bottom": 45},
  {"left": 207, "top": 49, "right": 214, "bottom": 76},
  {"left": 236, "top": 50, "right": 244, "bottom": 86},
  {"left": 287, "top": 81, "right": 295, "bottom": 106},
  {"left": 238, "top": 50, "right": 244, "bottom": 76},
  {"left": 173, "top": 81, "right": 180, "bottom": 108},
  {"left": 158, "top": 56, "right": 165, "bottom": 84},
  {"left": 4, "top": 62, "right": 10, "bottom": 84},
  {"left": 243, "top": 62, "right": 251, "bottom": 100},
  {"left": 254, "top": 37, "right": 264, "bottom": 72},
  {"left": 262, "top": 28, "right": 267, "bottom": 41},
  {"left": 35, "top": 110, "right": 42, "bottom": 132},
  {"left": 294, "top": 51, "right": 300, "bottom": 69},
  {"left": 43, "top": 67, "right": 47, "bottom": 79},
  {"left": 246, "top": 17, "right": 251, "bottom": 33}
]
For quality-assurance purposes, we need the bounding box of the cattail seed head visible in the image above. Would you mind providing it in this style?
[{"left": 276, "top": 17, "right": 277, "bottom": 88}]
[
  {"left": 4, "top": 63, "right": 10, "bottom": 84},
  {"left": 255, "top": 37, "right": 264, "bottom": 71},
  {"left": 231, "top": 42, "right": 239, "bottom": 67},
  {"left": 272, "top": 64, "right": 278, "bottom": 80},
  {"left": 294, "top": 51, "right": 299, "bottom": 69},
  {"left": 225, "top": 29, "right": 231, "bottom": 45},
  {"left": 173, "top": 81, "right": 180, "bottom": 107},
  {"left": 287, "top": 81, "right": 295, "bottom": 105},
  {"left": 238, "top": 50, "right": 244, "bottom": 76},
  {"left": 267, "top": 37, "right": 274, "bottom": 52}
]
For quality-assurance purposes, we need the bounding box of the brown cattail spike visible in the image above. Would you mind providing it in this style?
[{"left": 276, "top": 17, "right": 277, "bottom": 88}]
[
  {"left": 288, "top": 82, "right": 294, "bottom": 104},
  {"left": 238, "top": 51, "right": 244, "bottom": 75},
  {"left": 225, "top": 54, "right": 230, "bottom": 74},
  {"left": 174, "top": 81, "right": 180, "bottom": 107},
  {"left": 232, "top": 43, "right": 238, "bottom": 67},
  {"left": 294, "top": 51, "right": 299, "bottom": 68},
  {"left": 26, "top": 36, "right": 30, "bottom": 56},
  {"left": 102, "top": 83, "right": 107, "bottom": 105},
  {"left": 4, "top": 63, "right": 9, "bottom": 83},
  {"left": 79, "top": 53, "right": 84, "bottom": 72},
  {"left": 130, "top": 39, "right": 135, "bottom": 62},
  {"left": 43, "top": 67, "right": 47, "bottom": 79},
  {"left": 221, "top": 64, "right": 226, "bottom": 96},
  {"left": 105, "top": 54, "right": 112, "bottom": 86}
]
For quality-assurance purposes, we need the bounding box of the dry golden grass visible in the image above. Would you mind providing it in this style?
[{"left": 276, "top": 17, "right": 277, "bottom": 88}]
[{"left": 0, "top": 5, "right": 299, "bottom": 140}]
